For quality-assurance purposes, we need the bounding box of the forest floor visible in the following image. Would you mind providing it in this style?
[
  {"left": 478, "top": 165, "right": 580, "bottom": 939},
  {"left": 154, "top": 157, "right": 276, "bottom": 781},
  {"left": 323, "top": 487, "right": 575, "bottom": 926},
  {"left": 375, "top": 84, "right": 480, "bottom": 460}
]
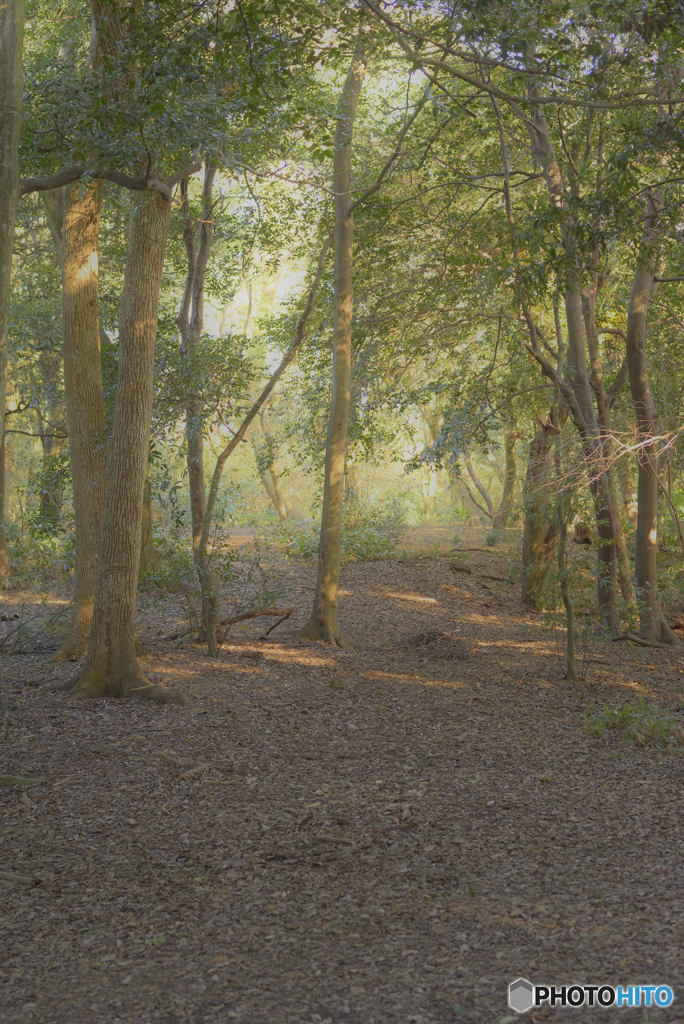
[{"left": 1, "top": 528, "right": 684, "bottom": 1024}]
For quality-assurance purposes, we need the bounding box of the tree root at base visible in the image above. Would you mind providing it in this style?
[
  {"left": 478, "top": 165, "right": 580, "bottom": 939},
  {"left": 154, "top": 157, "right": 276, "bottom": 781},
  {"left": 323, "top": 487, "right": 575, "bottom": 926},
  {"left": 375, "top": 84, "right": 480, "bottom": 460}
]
[
  {"left": 298, "top": 624, "right": 354, "bottom": 650},
  {"left": 55, "top": 673, "right": 190, "bottom": 705}
]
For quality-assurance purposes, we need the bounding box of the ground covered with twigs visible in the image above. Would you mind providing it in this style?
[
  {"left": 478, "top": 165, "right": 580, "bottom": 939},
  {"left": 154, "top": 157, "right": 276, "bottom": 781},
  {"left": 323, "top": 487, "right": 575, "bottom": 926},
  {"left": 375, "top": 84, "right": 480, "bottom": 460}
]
[{"left": 2, "top": 537, "right": 684, "bottom": 1024}]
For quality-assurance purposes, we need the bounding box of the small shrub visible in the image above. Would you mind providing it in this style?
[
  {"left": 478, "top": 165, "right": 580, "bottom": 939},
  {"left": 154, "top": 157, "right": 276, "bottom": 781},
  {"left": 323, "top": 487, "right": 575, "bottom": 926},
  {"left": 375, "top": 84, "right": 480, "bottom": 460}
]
[
  {"left": 341, "top": 495, "right": 406, "bottom": 562},
  {"left": 6, "top": 524, "right": 75, "bottom": 588},
  {"left": 584, "top": 698, "right": 684, "bottom": 751}
]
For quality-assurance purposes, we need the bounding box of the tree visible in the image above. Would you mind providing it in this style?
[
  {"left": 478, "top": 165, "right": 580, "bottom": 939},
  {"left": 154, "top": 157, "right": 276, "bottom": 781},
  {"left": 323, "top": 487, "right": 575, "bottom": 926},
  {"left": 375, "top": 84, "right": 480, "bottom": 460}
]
[
  {"left": 0, "top": 0, "right": 25, "bottom": 579},
  {"left": 301, "top": 41, "right": 368, "bottom": 647},
  {"left": 62, "top": 191, "right": 182, "bottom": 702},
  {"left": 50, "top": 182, "right": 107, "bottom": 660}
]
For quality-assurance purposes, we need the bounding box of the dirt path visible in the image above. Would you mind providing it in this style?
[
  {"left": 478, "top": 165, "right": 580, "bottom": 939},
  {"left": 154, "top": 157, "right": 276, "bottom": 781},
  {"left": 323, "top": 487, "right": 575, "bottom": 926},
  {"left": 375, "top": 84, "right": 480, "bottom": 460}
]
[{"left": 1, "top": 550, "right": 683, "bottom": 1023}]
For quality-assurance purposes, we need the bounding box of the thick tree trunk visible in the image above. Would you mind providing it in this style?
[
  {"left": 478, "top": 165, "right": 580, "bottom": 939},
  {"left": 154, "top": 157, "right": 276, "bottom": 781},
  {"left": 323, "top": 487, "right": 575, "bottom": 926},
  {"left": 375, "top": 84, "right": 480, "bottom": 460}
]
[
  {"left": 49, "top": 184, "right": 108, "bottom": 660},
  {"left": 625, "top": 197, "right": 668, "bottom": 642},
  {"left": 302, "top": 45, "right": 367, "bottom": 647},
  {"left": 0, "top": 0, "right": 25, "bottom": 579},
  {"left": 521, "top": 417, "right": 559, "bottom": 607},
  {"left": 63, "top": 193, "right": 186, "bottom": 702},
  {"left": 492, "top": 427, "right": 518, "bottom": 532}
]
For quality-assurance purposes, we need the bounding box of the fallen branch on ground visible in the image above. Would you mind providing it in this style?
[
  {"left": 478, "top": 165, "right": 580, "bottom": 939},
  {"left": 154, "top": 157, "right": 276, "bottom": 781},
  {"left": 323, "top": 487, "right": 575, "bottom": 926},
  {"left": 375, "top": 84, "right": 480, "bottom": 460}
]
[
  {"left": 613, "top": 634, "right": 663, "bottom": 649},
  {"left": 0, "top": 871, "right": 42, "bottom": 886},
  {"left": 220, "top": 606, "right": 294, "bottom": 626},
  {"left": 0, "top": 775, "right": 46, "bottom": 787},
  {"left": 163, "top": 607, "right": 294, "bottom": 643}
]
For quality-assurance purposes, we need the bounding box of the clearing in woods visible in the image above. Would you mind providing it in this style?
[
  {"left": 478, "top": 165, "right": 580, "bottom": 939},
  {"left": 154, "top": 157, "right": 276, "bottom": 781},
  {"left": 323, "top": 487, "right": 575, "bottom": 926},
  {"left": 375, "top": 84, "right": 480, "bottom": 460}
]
[{"left": 1, "top": 529, "right": 682, "bottom": 1023}]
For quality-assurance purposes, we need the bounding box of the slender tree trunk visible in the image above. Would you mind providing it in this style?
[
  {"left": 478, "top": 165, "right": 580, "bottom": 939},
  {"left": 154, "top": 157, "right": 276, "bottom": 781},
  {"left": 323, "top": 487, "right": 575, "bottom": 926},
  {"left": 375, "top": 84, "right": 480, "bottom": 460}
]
[
  {"left": 0, "top": 0, "right": 25, "bottom": 579},
  {"left": 198, "top": 233, "right": 337, "bottom": 656},
  {"left": 581, "top": 270, "right": 636, "bottom": 617},
  {"left": 526, "top": 83, "right": 619, "bottom": 632},
  {"left": 301, "top": 44, "right": 367, "bottom": 647},
  {"left": 492, "top": 427, "right": 518, "bottom": 532},
  {"left": 625, "top": 196, "right": 669, "bottom": 642},
  {"left": 177, "top": 165, "right": 216, "bottom": 634},
  {"left": 49, "top": 183, "right": 107, "bottom": 661},
  {"left": 464, "top": 452, "right": 494, "bottom": 517},
  {"left": 521, "top": 416, "right": 558, "bottom": 607},
  {"left": 63, "top": 193, "right": 186, "bottom": 702}
]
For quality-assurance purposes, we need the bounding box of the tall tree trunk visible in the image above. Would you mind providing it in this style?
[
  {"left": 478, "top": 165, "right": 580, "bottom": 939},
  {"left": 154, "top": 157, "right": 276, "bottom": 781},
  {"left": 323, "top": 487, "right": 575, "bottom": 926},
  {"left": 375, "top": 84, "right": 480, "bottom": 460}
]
[
  {"left": 625, "top": 196, "right": 670, "bottom": 642},
  {"left": 581, "top": 266, "right": 636, "bottom": 617},
  {"left": 526, "top": 82, "right": 619, "bottom": 633},
  {"left": 49, "top": 183, "right": 107, "bottom": 661},
  {"left": 521, "top": 416, "right": 558, "bottom": 607},
  {"left": 0, "top": 0, "right": 25, "bottom": 579},
  {"left": 177, "top": 164, "right": 216, "bottom": 633},
  {"left": 301, "top": 44, "right": 367, "bottom": 647},
  {"left": 491, "top": 427, "right": 518, "bottom": 532},
  {"left": 63, "top": 193, "right": 186, "bottom": 702}
]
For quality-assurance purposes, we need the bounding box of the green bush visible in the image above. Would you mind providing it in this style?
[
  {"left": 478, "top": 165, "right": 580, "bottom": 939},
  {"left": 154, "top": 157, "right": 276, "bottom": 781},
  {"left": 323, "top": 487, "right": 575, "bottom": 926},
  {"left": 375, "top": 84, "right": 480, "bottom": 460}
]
[
  {"left": 584, "top": 698, "right": 684, "bottom": 751},
  {"left": 5, "top": 522, "right": 75, "bottom": 588},
  {"left": 274, "top": 495, "right": 407, "bottom": 564}
]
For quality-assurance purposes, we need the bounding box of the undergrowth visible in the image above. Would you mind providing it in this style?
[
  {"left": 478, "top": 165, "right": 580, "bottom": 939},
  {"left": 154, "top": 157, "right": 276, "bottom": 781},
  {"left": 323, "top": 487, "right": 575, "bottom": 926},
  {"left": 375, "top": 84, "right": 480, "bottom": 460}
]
[
  {"left": 584, "top": 698, "right": 684, "bottom": 751},
  {"left": 275, "top": 496, "right": 407, "bottom": 563}
]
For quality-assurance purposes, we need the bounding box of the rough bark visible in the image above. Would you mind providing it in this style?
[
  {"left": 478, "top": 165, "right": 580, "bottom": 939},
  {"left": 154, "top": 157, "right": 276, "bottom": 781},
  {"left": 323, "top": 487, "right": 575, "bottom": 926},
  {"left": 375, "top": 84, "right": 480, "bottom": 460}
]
[
  {"left": 63, "top": 193, "right": 186, "bottom": 702},
  {"left": 139, "top": 460, "right": 156, "bottom": 573},
  {"left": 301, "top": 44, "right": 368, "bottom": 647},
  {"left": 49, "top": 183, "right": 107, "bottom": 661},
  {"left": 0, "top": 0, "right": 25, "bottom": 579}
]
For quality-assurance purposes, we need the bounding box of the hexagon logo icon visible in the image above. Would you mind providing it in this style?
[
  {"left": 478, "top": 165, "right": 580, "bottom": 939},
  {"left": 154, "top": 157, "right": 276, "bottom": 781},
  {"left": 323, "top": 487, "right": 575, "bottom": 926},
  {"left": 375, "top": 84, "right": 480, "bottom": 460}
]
[{"left": 509, "top": 977, "right": 535, "bottom": 1014}]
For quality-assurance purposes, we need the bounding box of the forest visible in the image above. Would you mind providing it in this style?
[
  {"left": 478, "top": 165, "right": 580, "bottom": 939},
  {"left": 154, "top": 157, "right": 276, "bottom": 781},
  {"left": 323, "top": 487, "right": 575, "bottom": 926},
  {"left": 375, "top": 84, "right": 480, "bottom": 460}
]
[{"left": 2, "top": 1, "right": 684, "bottom": 1022}]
